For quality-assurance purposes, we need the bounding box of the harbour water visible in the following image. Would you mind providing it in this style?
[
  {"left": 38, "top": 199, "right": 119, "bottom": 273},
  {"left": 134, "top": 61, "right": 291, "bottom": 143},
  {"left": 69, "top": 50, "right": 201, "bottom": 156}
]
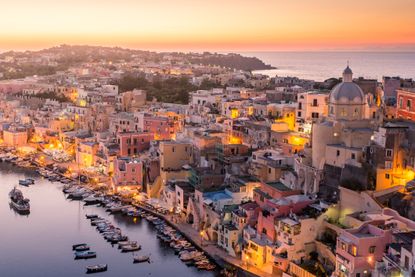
[
  {"left": 0, "top": 163, "right": 217, "bottom": 277},
  {"left": 247, "top": 51, "right": 415, "bottom": 81}
]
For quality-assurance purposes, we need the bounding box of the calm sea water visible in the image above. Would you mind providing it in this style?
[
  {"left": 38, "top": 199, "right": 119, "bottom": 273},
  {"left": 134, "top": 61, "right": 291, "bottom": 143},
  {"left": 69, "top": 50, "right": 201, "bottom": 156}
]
[
  {"left": 0, "top": 163, "right": 216, "bottom": 277},
  {"left": 245, "top": 51, "right": 415, "bottom": 82}
]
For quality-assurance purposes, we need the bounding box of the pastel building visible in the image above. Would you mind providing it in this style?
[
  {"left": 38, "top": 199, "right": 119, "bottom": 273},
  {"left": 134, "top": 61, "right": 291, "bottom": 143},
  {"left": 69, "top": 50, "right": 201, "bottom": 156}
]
[
  {"left": 112, "top": 157, "right": 144, "bottom": 191},
  {"left": 76, "top": 141, "right": 98, "bottom": 168},
  {"left": 335, "top": 222, "right": 393, "bottom": 277},
  {"left": 3, "top": 126, "right": 28, "bottom": 147},
  {"left": 396, "top": 88, "right": 415, "bottom": 121},
  {"left": 117, "top": 132, "right": 153, "bottom": 156}
]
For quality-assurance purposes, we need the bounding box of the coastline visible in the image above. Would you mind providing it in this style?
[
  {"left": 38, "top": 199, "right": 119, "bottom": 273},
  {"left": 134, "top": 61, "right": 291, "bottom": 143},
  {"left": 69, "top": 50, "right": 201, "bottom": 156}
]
[{"left": 0, "top": 147, "right": 268, "bottom": 277}]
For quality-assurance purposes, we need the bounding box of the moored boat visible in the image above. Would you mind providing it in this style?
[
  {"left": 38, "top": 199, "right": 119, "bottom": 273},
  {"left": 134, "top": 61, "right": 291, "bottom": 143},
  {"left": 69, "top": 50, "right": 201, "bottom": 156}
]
[
  {"left": 133, "top": 255, "right": 150, "bottom": 263},
  {"left": 72, "top": 243, "right": 88, "bottom": 250},
  {"left": 9, "top": 187, "right": 30, "bottom": 214},
  {"left": 74, "top": 251, "right": 97, "bottom": 259},
  {"left": 86, "top": 264, "right": 107, "bottom": 274}
]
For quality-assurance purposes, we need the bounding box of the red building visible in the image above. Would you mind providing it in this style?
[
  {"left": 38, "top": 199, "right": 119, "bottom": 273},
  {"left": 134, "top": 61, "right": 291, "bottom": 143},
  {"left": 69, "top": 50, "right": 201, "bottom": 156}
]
[
  {"left": 397, "top": 88, "right": 415, "bottom": 121},
  {"left": 117, "top": 132, "right": 154, "bottom": 156}
]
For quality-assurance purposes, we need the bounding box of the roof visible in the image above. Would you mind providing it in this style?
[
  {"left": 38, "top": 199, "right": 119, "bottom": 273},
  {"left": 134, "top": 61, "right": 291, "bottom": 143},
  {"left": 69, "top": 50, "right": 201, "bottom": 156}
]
[
  {"left": 330, "top": 82, "right": 365, "bottom": 104},
  {"left": 265, "top": 181, "right": 291, "bottom": 192},
  {"left": 281, "top": 218, "right": 299, "bottom": 226}
]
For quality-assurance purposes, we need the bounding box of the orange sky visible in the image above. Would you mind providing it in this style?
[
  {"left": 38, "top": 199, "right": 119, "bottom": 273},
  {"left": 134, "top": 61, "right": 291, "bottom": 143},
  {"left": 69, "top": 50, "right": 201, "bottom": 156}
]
[{"left": 1, "top": 0, "right": 415, "bottom": 52}]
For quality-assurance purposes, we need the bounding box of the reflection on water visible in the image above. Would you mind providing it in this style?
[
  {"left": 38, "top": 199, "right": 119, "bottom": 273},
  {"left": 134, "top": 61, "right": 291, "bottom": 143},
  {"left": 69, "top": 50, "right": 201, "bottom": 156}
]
[{"left": 0, "top": 163, "right": 216, "bottom": 277}]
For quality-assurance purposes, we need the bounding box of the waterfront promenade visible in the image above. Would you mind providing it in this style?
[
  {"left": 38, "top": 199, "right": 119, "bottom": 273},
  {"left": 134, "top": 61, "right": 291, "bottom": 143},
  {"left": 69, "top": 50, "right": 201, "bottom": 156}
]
[{"left": 134, "top": 203, "right": 275, "bottom": 277}]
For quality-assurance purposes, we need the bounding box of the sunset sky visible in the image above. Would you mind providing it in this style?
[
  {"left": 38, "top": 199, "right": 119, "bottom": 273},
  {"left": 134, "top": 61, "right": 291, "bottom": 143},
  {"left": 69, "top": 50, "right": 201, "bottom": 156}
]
[{"left": 2, "top": 0, "right": 415, "bottom": 52}]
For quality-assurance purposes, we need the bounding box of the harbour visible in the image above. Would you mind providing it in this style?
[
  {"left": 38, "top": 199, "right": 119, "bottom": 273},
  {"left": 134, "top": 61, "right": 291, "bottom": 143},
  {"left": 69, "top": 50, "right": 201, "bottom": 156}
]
[{"left": 0, "top": 161, "right": 220, "bottom": 277}]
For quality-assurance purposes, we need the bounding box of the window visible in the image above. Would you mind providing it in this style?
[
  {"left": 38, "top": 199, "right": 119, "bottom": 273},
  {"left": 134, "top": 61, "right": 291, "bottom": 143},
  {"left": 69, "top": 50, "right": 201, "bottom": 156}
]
[
  {"left": 297, "top": 111, "right": 302, "bottom": 117},
  {"left": 336, "top": 150, "right": 340, "bottom": 157},
  {"left": 369, "top": 246, "right": 376, "bottom": 254},
  {"left": 351, "top": 153, "right": 356, "bottom": 160},
  {"left": 399, "top": 97, "right": 403, "bottom": 108},
  {"left": 386, "top": 149, "right": 393, "bottom": 157},
  {"left": 340, "top": 108, "right": 347, "bottom": 116},
  {"left": 385, "top": 173, "right": 390, "bottom": 179},
  {"left": 311, "top": 112, "right": 319, "bottom": 118},
  {"left": 351, "top": 245, "right": 357, "bottom": 256},
  {"left": 298, "top": 102, "right": 302, "bottom": 110},
  {"left": 385, "top": 161, "right": 392, "bottom": 169},
  {"left": 312, "top": 99, "right": 318, "bottom": 106},
  {"left": 172, "top": 147, "right": 175, "bottom": 153},
  {"left": 407, "top": 99, "right": 412, "bottom": 110}
]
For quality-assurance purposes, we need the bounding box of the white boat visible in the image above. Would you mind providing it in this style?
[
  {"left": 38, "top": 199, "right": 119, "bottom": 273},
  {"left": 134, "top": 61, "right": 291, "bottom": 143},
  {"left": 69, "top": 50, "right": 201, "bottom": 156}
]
[
  {"left": 133, "top": 255, "right": 150, "bottom": 263},
  {"left": 86, "top": 264, "right": 107, "bottom": 274},
  {"left": 121, "top": 244, "right": 141, "bottom": 252}
]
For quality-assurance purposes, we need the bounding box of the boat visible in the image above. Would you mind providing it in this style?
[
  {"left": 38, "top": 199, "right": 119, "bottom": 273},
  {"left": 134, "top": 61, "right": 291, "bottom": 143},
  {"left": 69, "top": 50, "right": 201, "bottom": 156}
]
[
  {"left": 133, "top": 255, "right": 150, "bottom": 263},
  {"left": 9, "top": 187, "right": 30, "bottom": 214},
  {"left": 72, "top": 243, "right": 88, "bottom": 250},
  {"left": 117, "top": 241, "right": 137, "bottom": 249},
  {"left": 74, "top": 244, "right": 90, "bottom": 251},
  {"left": 84, "top": 195, "right": 102, "bottom": 205},
  {"left": 74, "top": 251, "right": 97, "bottom": 259},
  {"left": 86, "top": 264, "right": 107, "bottom": 274},
  {"left": 121, "top": 244, "right": 141, "bottom": 252},
  {"left": 19, "top": 179, "right": 31, "bottom": 186},
  {"left": 86, "top": 214, "right": 99, "bottom": 219}
]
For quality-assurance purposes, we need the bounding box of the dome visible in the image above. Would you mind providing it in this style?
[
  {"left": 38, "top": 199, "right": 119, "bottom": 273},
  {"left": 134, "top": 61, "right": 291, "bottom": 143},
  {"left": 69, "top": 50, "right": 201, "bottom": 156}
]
[
  {"left": 329, "top": 82, "right": 365, "bottom": 104},
  {"left": 343, "top": 65, "right": 352, "bottom": 75}
]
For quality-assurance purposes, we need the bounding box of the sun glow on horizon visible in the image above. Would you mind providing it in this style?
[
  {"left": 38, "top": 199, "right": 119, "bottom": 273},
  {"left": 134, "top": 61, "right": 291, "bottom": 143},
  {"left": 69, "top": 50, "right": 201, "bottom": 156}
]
[{"left": 1, "top": 0, "right": 415, "bottom": 52}]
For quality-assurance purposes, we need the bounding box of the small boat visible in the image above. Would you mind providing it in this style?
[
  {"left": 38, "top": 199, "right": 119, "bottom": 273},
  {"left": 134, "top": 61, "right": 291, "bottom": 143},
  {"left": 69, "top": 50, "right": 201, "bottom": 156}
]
[
  {"left": 133, "top": 255, "right": 150, "bottom": 263},
  {"left": 74, "top": 251, "right": 97, "bottom": 259},
  {"left": 9, "top": 187, "right": 30, "bottom": 214},
  {"left": 86, "top": 264, "right": 107, "bottom": 274},
  {"left": 86, "top": 214, "right": 99, "bottom": 219},
  {"left": 19, "top": 179, "right": 31, "bottom": 186},
  {"left": 74, "top": 244, "right": 90, "bottom": 251},
  {"left": 118, "top": 241, "right": 137, "bottom": 249},
  {"left": 121, "top": 244, "right": 141, "bottom": 252}
]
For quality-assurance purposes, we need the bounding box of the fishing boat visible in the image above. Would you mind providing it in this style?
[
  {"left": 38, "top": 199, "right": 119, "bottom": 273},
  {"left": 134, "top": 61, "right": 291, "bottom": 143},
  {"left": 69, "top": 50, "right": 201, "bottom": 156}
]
[
  {"left": 121, "top": 244, "right": 141, "bottom": 252},
  {"left": 19, "top": 179, "right": 31, "bottom": 186},
  {"left": 9, "top": 187, "right": 30, "bottom": 214},
  {"left": 85, "top": 214, "right": 99, "bottom": 219},
  {"left": 74, "top": 251, "right": 97, "bottom": 259},
  {"left": 86, "top": 264, "right": 107, "bottom": 274},
  {"left": 72, "top": 243, "right": 88, "bottom": 250},
  {"left": 133, "top": 255, "right": 150, "bottom": 263},
  {"left": 117, "top": 241, "right": 137, "bottom": 249},
  {"left": 74, "top": 244, "right": 90, "bottom": 251}
]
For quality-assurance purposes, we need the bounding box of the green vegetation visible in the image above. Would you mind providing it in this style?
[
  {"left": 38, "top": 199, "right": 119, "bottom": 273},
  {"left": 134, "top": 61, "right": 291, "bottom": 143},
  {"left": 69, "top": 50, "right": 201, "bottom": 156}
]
[
  {"left": 189, "top": 53, "right": 275, "bottom": 71},
  {"left": 115, "top": 74, "right": 200, "bottom": 104},
  {"left": 1, "top": 64, "right": 57, "bottom": 80}
]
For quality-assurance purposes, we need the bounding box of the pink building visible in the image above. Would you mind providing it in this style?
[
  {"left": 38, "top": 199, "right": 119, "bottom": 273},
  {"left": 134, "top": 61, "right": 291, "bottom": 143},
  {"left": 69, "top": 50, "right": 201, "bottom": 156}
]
[
  {"left": 112, "top": 157, "right": 144, "bottom": 191},
  {"left": 336, "top": 221, "right": 393, "bottom": 277},
  {"left": 135, "top": 113, "right": 177, "bottom": 140},
  {"left": 253, "top": 181, "right": 301, "bottom": 208},
  {"left": 256, "top": 194, "right": 314, "bottom": 242},
  {"left": 117, "top": 132, "right": 153, "bottom": 156}
]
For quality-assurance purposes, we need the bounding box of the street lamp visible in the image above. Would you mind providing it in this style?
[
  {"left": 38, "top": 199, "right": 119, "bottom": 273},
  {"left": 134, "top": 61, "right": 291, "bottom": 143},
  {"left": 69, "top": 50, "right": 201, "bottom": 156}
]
[{"left": 200, "top": 231, "right": 203, "bottom": 246}]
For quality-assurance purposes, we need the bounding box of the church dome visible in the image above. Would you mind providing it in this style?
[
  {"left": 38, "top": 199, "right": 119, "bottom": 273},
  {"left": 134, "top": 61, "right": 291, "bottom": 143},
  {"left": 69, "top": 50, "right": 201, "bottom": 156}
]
[{"left": 329, "top": 82, "right": 365, "bottom": 104}]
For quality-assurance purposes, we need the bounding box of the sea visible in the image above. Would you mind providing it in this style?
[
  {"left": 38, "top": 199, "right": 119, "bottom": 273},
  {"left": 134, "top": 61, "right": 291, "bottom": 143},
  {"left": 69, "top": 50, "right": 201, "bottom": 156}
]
[
  {"left": 244, "top": 51, "right": 415, "bottom": 82},
  {"left": 0, "top": 163, "right": 218, "bottom": 277}
]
